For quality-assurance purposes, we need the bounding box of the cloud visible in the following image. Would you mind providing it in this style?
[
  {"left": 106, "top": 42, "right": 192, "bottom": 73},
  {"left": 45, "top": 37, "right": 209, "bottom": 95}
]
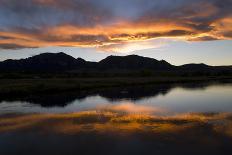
[
  {"left": 188, "top": 36, "right": 219, "bottom": 41},
  {"left": 0, "top": 43, "right": 37, "bottom": 49},
  {"left": 0, "top": 0, "right": 231, "bottom": 52}
]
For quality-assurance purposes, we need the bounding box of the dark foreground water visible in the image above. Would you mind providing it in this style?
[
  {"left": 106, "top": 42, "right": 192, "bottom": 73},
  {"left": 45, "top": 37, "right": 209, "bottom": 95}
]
[{"left": 0, "top": 82, "right": 232, "bottom": 155}]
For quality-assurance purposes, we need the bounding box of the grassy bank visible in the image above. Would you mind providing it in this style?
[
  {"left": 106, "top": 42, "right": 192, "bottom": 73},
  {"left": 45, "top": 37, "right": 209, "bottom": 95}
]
[{"left": 0, "top": 76, "right": 231, "bottom": 97}]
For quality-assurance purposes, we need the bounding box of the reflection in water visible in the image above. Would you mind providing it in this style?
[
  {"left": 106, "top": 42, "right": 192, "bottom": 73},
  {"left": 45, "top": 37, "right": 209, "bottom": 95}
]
[
  {"left": 0, "top": 82, "right": 220, "bottom": 107},
  {"left": 0, "top": 111, "right": 232, "bottom": 155},
  {"left": 0, "top": 84, "right": 174, "bottom": 107},
  {"left": 97, "top": 102, "right": 165, "bottom": 114},
  {"left": 0, "top": 82, "right": 232, "bottom": 115},
  {"left": 1, "top": 82, "right": 232, "bottom": 155},
  {"left": 1, "top": 110, "right": 232, "bottom": 135}
]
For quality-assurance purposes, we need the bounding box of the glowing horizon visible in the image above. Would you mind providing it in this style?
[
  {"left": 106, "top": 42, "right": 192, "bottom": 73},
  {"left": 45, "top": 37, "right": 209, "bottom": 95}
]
[{"left": 0, "top": 0, "right": 231, "bottom": 65}]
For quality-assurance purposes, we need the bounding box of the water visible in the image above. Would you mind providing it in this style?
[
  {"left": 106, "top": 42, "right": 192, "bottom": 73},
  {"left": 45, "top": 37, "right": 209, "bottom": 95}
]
[
  {"left": 1, "top": 82, "right": 232, "bottom": 155},
  {"left": 0, "top": 82, "right": 232, "bottom": 115}
]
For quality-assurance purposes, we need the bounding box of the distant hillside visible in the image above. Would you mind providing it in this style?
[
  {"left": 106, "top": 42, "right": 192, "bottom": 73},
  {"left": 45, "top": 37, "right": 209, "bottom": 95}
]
[
  {"left": 0, "top": 52, "right": 231, "bottom": 76},
  {"left": 0, "top": 53, "right": 85, "bottom": 71},
  {"left": 98, "top": 55, "right": 172, "bottom": 70},
  {"left": 0, "top": 52, "right": 174, "bottom": 71}
]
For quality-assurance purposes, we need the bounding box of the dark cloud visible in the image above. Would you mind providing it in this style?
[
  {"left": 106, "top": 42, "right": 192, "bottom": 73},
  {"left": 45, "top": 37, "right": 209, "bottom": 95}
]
[
  {"left": 0, "top": 0, "right": 231, "bottom": 51},
  {"left": 111, "top": 30, "right": 194, "bottom": 41},
  {"left": 188, "top": 36, "right": 219, "bottom": 41},
  {"left": 42, "top": 34, "right": 110, "bottom": 44},
  {"left": 0, "top": 43, "right": 37, "bottom": 49},
  {"left": 223, "top": 31, "right": 232, "bottom": 38}
]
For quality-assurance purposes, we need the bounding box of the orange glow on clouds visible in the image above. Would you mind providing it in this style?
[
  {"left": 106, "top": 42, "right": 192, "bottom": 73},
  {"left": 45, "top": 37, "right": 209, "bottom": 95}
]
[
  {"left": 0, "top": 111, "right": 232, "bottom": 137},
  {"left": 0, "top": 0, "right": 231, "bottom": 52}
]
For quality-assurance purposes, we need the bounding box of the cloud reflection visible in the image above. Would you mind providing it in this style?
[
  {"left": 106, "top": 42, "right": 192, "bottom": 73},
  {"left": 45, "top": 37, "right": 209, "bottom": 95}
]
[
  {"left": 96, "top": 102, "right": 165, "bottom": 114},
  {"left": 0, "top": 109, "right": 232, "bottom": 138}
]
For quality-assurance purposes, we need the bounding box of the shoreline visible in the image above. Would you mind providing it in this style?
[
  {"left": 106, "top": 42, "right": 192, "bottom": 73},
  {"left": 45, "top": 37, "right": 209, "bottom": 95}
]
[{"left": 0, "top": 76, "right": 231, "bottom": 97}]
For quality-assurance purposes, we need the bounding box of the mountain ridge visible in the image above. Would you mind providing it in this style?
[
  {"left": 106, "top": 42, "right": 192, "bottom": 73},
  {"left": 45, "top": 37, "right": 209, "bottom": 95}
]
[{"left": 0, "top": 52, "right": 231, "bottom": 74}]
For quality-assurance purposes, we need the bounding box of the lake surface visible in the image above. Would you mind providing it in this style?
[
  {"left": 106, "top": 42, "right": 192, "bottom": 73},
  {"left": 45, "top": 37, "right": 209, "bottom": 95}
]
[
  {"left": 0, "top": 82, "right": 232, "bottom": 115},
  {"left": 1, "top": 82, "right": 232, "bottom": 155}
]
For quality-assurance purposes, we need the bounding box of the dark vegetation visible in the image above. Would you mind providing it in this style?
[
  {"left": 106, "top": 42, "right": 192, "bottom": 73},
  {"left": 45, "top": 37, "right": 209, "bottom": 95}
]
[{"left": 0, "top": 77, "right": 231, "bottom": 99}]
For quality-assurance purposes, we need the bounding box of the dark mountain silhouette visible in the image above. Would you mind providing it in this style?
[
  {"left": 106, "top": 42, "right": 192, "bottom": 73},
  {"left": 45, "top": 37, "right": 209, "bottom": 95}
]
[
  {"left": 0, "top": 52, "right": 173, "bottom": 71},
  {"left": 0, "top": 52, "right": 83, "bottom": 71},
  {"left": 179, "top": 63, "right": 211, "bottom": 71},
  {"left": 98, "top": 55, "right": 172, "bottom": 70},
  {"left": 0, "top": 52, "right": 231, "bottom": 75}
]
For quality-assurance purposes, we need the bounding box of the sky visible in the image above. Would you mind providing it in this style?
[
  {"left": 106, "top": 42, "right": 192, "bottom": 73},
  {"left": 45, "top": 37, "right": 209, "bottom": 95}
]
[{"left": 0, "top": 0, "right": 231, "bottom": 65}]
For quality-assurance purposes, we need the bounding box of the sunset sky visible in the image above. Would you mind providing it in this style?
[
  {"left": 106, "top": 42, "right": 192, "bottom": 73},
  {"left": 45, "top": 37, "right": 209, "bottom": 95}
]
[{"left": 0, "top": 0, "right": 231, "bottom": 65}]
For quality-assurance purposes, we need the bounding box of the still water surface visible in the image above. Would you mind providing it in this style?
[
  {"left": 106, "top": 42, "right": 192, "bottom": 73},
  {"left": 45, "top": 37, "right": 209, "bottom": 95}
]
[
  {"left": 0, "top": 82, "right": 232, "bottom": 115},
  {"left": 1, "top": 82, "right": 232, "bottom": 155}
]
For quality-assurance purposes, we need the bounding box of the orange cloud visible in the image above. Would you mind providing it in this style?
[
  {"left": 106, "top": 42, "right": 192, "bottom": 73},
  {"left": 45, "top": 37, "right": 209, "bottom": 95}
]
[
  {"left": 0, "top": 0, "right": 231, "bottom": 52},
  {"left": 0, "top": 22, "right": 196, "bottom": 51}
]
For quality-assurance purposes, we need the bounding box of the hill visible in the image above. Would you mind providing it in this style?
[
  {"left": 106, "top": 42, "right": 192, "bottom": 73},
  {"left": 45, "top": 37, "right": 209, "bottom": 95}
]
[
  {"left": 0, "top": 52, "right": 231, "bottom": 77},
  {"left": 0, "top": 52, "right": 173, "bottom": 71}
]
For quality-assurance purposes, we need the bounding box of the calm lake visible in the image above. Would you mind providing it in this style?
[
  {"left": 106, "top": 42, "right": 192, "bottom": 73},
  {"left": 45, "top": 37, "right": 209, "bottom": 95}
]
[
  {"left": 1, "top": 82, "right": 232, "bottom": 155},
  {"left": 0, "top": 82, "right": 232, "bottom": 115}
]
